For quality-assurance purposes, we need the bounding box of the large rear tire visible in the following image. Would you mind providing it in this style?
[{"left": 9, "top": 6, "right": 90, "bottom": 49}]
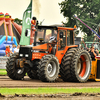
[
  {"left": 6, "top": 53, "right": 27, "bottom": 80},
  {"left": 37, "top": 55, "right": 60, "bottom": 82},
  {"left": 71, "top": 49, "right": 91, "bottom": 82},
  {"left": 60, "top": 48, "right": 91, "bottom": 82},
  {"left": 60, "top": 48, "right": 78, "bottom": 82}
]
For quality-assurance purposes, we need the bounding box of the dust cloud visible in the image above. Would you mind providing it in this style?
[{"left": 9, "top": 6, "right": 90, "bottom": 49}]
[{"left": 32, "top": 0, "right": 41, "bottom": 18}]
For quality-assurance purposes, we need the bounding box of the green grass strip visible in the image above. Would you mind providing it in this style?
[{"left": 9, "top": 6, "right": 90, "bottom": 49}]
[
  {"left": 0, "top": 69, "right": 6, "bottom": 71},
  {"left": 0, "top": 88, "right": 100, "bottom": 95},
  {"left": 0, "top": 69, "right": 7, "bottom": 75}
]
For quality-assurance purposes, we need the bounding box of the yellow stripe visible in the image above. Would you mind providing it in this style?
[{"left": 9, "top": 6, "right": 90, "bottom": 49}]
[
  {"left": 5, "top": 16, "right": 9, "bottom": 18},
  {"left": 0, "top": 15, "right": 4, "bottom": 18}
]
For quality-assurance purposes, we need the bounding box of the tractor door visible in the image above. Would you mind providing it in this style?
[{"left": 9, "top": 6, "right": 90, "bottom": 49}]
[
  {"left": 55, "top": 30, "right": 67, "bottom": 64},
  {"left": 58, "top": 30, "right": 66, "bottom": 50}
]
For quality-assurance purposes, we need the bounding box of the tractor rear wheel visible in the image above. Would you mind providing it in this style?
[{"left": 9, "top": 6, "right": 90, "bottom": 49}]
[
  {"left": 71, "top": 49, "right": 91, "bottom": 82},
  {"left": 6, "top": 53, "right": 27, "bottom": 80},
  {"left": 37, "top": 55, "right": 60, "bottom": 82},
  {"left": 60, "top": 49, "right": 91, "bottom": 82},
  {"left": 60, "top": 48, "right": 77, "bottom": 82}
]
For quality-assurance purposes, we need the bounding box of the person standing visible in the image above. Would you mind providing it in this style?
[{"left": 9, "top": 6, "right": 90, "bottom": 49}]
[
  {"left": 10, "top": 44, "right": 16, "bottom": 54},
  {"left": 14, "top": 45, "right": 20, "bottom": 53},
  {"left": 5, "top": 45, "right": 11, "bottom": 57},
  {"left": 94, "top": 43, "right": 99, "bottom": 50},
  {"left": 89, "top": 46, "right": 97, "bottom": 61}
]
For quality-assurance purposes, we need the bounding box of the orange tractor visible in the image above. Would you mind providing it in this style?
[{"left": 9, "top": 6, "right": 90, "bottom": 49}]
[{"left": 6, "top": 25, "right": 91, "bottom": 82}]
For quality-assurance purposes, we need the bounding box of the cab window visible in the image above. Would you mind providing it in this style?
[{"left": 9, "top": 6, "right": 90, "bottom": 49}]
[
  {"left": 58, "top": 30, "right": 66, "bottom": 50},
  {"left": 67, "top": 30, "right": 74, "bottom": 45}
]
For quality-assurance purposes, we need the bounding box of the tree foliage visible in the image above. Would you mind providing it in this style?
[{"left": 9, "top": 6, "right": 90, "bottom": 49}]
[
  {"left": 83, "top": 34, "right": 95, "bottom": 42},
  {"left": 59, "top": 0, "right": 100, "bottom": 37},
  {"left": 14, "top": 18, "right": 22, "bottom": 25}
]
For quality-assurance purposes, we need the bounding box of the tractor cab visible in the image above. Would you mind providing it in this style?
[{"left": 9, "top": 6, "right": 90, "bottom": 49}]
[
  {"left": 33, "top": 25, "right": 76, "bottom": 51},
  {"left": 33, "top": 25, "right": 75, "bottom": 48}
]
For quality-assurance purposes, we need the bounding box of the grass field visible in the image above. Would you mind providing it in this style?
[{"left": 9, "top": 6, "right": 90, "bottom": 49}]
[
  {"left": 0, "top": 69, "right": 6, "bottom": 75},
  {"left": 0, "top": 88, "right": 100, "bottom": 95}
]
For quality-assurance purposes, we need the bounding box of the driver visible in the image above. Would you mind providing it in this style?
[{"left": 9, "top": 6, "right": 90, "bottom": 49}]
[
  {"left": 49, "top": 36, "right": 56, "bottom": 43},
  {"left": 49, "top": 36, "right": 56, "bottom": 54}
]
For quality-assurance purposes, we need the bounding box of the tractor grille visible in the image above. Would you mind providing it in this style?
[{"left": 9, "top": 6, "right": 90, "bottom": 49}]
[{"left": 19, "top": 46, "right": 32, "bottom": 60}]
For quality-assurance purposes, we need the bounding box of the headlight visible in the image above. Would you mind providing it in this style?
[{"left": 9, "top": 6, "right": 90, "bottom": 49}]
[
  {"left": 25, "top": 54, "right": 29, "bottom": 57},
  {"left": 20, "top": 54, "right": 23, "bottom": 57}
]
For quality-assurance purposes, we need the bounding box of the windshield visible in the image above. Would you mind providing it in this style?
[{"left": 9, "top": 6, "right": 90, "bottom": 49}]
[
  {"left": 36, "top": 29, "right": 45, "bottom": 42},
  {"left": 36, "top": 28, "right": 57, "bottom": 44}
]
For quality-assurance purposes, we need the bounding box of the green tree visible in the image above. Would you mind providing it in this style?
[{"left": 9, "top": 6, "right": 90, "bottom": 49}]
[
  {"left": 14, "top": 18, "right": 22, "bottom": 25},
  {"left": 83, "top": 34, "right": 95, "bottom": 42},
  {"left": 59, "top": 0, "right": 100, "bottom": 37}
]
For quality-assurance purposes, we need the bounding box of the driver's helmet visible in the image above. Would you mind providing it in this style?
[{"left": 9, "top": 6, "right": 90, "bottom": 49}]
[{"left": 49, "top": 36, "right": 56, "bottom": 43}]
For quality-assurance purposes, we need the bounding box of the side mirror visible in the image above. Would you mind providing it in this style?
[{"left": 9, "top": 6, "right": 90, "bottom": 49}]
[
  {"left": 25, "top": 29, "right": 30, "bottom": 37},
  {"left": 60, "top": 31, "right": 63, "bottom": 38}
]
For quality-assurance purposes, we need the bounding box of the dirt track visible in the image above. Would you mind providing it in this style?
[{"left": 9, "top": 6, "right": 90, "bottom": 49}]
[
  {"left": 0, "top": 75, "right": 100, "bottom": 88},
  {"left": 1, "top": 75, "right": 100, "bottom": 100}
]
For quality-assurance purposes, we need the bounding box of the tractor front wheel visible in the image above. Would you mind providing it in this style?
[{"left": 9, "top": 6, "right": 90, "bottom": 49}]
[
  {"left": 6, "top": 53, "right": 27, "bottom": 80},
  {"left": 37, "top": 55, "right": 60, "bottom": 82},
  {"left": 27, "top": 60, "right": 40, "bottom": 79}
]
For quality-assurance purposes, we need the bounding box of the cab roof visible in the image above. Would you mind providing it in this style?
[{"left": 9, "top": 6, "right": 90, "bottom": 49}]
[
  {"left": 38, "top": 25, "right": 58, "bottom": 30},
  {"left": 38, "top": 25, "right": 75, "bottom": 31}
]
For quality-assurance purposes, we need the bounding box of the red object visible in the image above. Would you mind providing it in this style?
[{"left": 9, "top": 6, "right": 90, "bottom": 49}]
[
  {"left": 5, "top": 13, "right": 9, "bottom": 16},
  {"left": 31, "top": 20, "right": 36, "bottom": 25},
  {"left": 5, "top": 13, "right": 10, "bottom": 20},
  {"left": 0, "top": 12, "right": 4, "bottom": 15},
  {"left": 0, "top": 12, "right": 4, "bottom": 20},
  {"left": 5, "top": 47, "right": 10, "bottom": 57}
]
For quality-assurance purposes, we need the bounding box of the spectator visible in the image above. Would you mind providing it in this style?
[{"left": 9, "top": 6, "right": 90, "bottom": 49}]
[
  {"left": 94, "top": 43, "right": 99, "bottom": 50},
  {"left": 89, "top": 46, "right": 97, "bottom": 61},
  {"left": 14, "top": 45, "right": 20, "bottom": 53},
  {"left": 10, "top": 44, "right": 16, "bottom": 54},
  {"left": 5, "top": 45, "right": 11, "bottom": 57},
  {"left": 95, "top": 49, "right": 99, "bottom": 56}
]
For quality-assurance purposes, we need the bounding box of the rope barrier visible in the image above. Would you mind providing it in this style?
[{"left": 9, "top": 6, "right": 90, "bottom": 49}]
[{"left": 74, "top": 15, "right": 100, "bottom": 39}]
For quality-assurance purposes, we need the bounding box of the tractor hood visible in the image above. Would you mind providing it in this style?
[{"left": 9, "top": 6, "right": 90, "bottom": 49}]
[{"left": 32, "top": 43, "right": 48, "bottom": 51}]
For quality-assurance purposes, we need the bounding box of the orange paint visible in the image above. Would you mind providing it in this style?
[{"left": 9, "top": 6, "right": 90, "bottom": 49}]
[
  {"left": 32, "top": 52, "right": 47, "bottom": 60},
  {"left": 79, "top": 55, "right": 86, "bottom": 77}
]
